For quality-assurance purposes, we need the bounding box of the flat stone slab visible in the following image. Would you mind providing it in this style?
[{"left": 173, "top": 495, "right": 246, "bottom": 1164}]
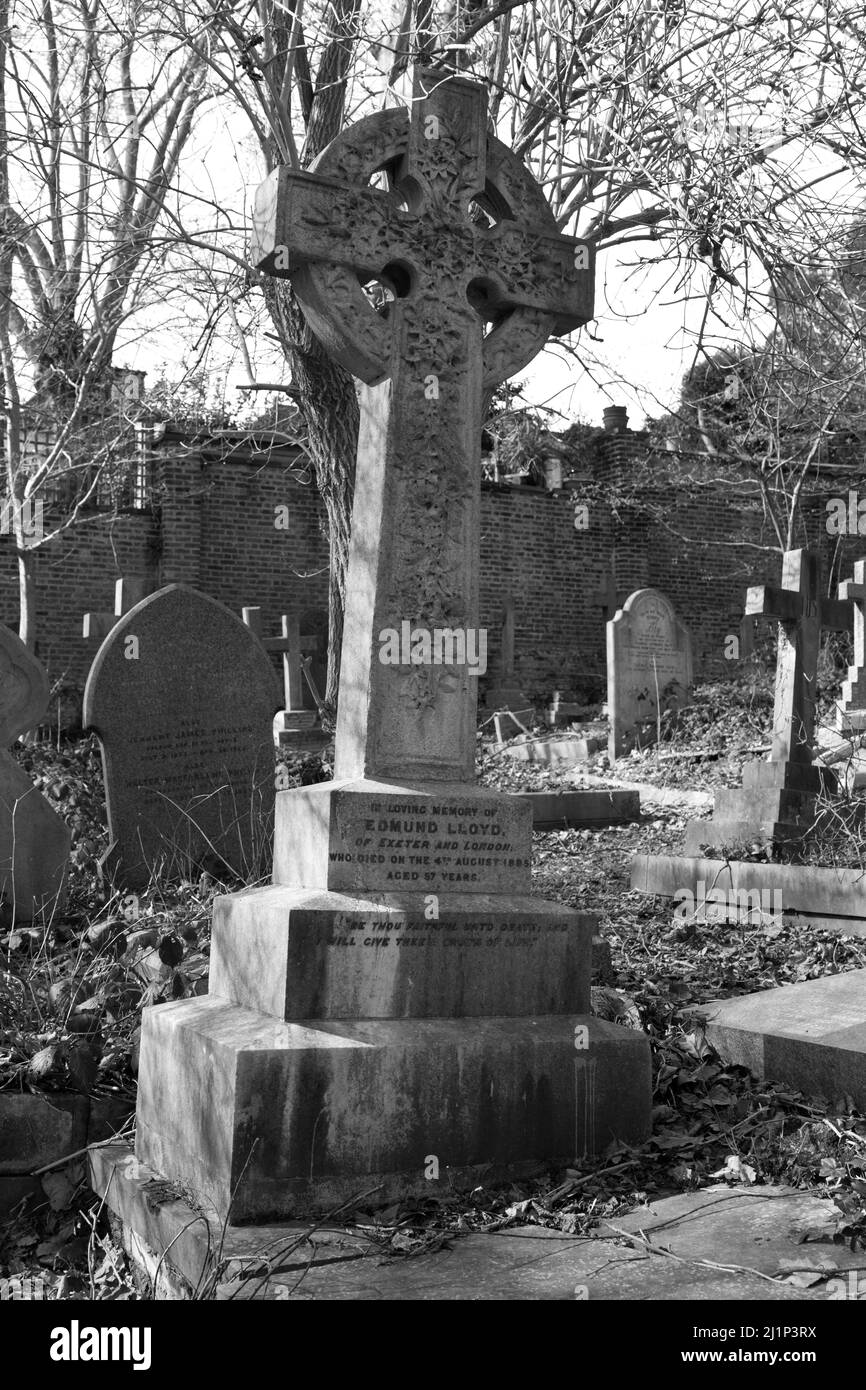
[
  {"left": 521, "top": 789, "right": 640, "bottom": 829},
  {"left": 632, "top": 854, "right": 866, "bottom": 934},
  {"left": 578, "top": 773, "right": 713, "bottom": 811},
  {"left": 211, "top": 886, "right": 593, "bottom": 1020},
  {"left": 504, "top": 735, "right": 603, "bottom": 765},
  {"left": 89, "top": 1149, "right": 849, "bottom": 1300},
  {"left": 698, "top": 970, "right": 866, "bottom": 1108}
]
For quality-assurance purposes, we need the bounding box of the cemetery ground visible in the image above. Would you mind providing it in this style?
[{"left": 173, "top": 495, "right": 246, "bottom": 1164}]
[{"left": 3, "top": 669, "right": 866, "bottom": 1300}]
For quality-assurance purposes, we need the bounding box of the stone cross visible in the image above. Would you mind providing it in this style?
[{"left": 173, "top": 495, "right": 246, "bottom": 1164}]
[
  {"left": 83, "top": 577, "right": 151, "bottom": 644},
  {"left": 500, "top": 594, "right": 516, "bottom": 681},
  {"left": 241, "top": 606, "right": 320, "bottom": 713},
  {"left": 593, "top": 572, "right": 618, "bottom": 623},
  {"left": 745, "top": 549, "right": 851, "bottom": 762},
  {"left": 252, "top": 66, "right": 593, "bottom": 782},
  {"left": 838, "top": 559, "right": 866, "bottom": 730}
]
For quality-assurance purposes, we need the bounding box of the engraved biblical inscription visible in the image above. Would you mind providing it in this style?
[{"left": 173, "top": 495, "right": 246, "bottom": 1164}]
[{"left": 329, "top": 916, "right": 566, "bottom": 948}]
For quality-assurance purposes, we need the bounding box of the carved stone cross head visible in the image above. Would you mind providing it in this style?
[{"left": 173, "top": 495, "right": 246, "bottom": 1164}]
[{"left": 252, "top": 67, "right": 593, "bottom": 393}]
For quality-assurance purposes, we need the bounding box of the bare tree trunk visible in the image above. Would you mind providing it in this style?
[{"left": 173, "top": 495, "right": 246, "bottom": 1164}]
[
  {"left": 16, "top": 543, "right": 36, "bottom": 651},
  {"left": 263, "top": 281, "right": 359, "bottom": 720}
]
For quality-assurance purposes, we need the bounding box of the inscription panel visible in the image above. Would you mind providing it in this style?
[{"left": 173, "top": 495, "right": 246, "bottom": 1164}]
[
  {"left": 327, "top": 792, "right": 532, "bottom": 894},
  {"left": 211, "top": 894, "right": 593, "bottom": 1019}
]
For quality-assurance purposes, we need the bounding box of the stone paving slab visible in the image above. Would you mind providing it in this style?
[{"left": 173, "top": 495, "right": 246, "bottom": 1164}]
[
  {"left": 699, "top": 970, "right": 866, "bottom": 1109},
  {"left": 90, "top": 1147, "right": 856, "bottom": 1301}
]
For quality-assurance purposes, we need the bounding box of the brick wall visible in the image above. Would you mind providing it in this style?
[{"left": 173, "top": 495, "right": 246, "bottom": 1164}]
[{"left": 2, "top": 422, "right": 862, "bottom": 710}]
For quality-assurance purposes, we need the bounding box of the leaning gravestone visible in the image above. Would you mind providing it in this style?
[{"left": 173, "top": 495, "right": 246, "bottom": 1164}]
[
  {"left": 83, "top": 586, "right": 281, "bottom": 889},
  {"left": 124, "top": 67, "right": 650, "bottom": 1225},
  {"left": 607, "top": 588, "right": 693, "bottom": 759},
  {"left": 0, "top": 624, "right": 71, "bottom": 921}
]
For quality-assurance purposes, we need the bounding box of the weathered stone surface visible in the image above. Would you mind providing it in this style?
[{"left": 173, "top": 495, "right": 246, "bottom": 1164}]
[
  {"left": 699, "top": 970, "right": 866, "bottom": 1108},
  {"left": 83, "top": 585, "right": 281, "bottom": 888},
  {"left": 136, "top": 998, "right": 651, "bottom": 1222},
  {"left": 90, "top": 1148, "right": 834, "bottom": 1301},
  {"left": 505, "top": 734, "right": 603, "bottom": 764},
  {"left": 607, "top": 588, "right": 692, "bottom": 759},
  {"left": 272, "top": 780, "right": 532, "bottom": 895},
  {"left": 520, "top": 789, "right": 640, "bottom": 828},
  {"left": 0, "top": 1093, "right": 83, "bottom": 1173},
  {"left": 0, "top": 622, "right": 71, "bottom": 921},
  {"left": 482, "top": 595, "right": 530, "bottom": 715},
  {"left": 210, "top": 887, "right": 591, "bottom": 1020}
]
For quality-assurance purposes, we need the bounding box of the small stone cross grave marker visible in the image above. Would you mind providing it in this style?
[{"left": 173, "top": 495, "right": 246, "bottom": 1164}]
[
  {"left": 838, "top": 559, "right": 866, "bottom": 732},
  {"left": 682, "top": 549, "right": 852, "bottom": 856},
  {"left": 241, "top": 606, "right": 321, "bottom": 730},
  {"left": 82, "top": 577, "right": 152, "bottom": 644},
  {"left": 745, "top": 549, "right": 850, "bottom": 764}
]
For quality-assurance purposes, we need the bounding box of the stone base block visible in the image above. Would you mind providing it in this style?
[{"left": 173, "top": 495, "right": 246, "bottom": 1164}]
[
  {"left": 741, "top": 759, "right": 837, "bottom": 795},
  {"left": 273, "top": 779, "right": 531, "bottom": 896},
  {"left": 276, "top": 729, "right": 332, "bottom": 752},
  {"left": 136, "top": 999, "right": 651, "bottom": 1222},
  {"left": 699, "top": 971, "right": 866, "bottom": 1108},
  {"left": 274, "top": 711, "right": 318, "bottom": 733},
  {"left": 711, "top": 786, "right": 816, "bottom": 822},
  {"left": 683, "top": 819, "right": 808, "bottom": 857},
  {"left": 210, "top": 886, "right": 592, "bottom": 1020}
]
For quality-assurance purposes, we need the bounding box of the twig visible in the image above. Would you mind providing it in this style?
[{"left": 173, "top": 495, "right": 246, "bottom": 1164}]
[{"left": 601, "top": 1221, "right": 787, "bottom": 1286}]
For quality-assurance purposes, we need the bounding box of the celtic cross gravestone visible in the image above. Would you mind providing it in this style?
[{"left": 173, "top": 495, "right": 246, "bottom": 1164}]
[{"left": 131, "top": 68, "right": 650, "bottom": 1223}]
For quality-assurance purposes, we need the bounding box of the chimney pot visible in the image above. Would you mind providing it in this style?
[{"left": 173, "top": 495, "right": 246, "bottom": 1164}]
[{"left": 602, "top": 405, "right": 629, "bottom": 433}]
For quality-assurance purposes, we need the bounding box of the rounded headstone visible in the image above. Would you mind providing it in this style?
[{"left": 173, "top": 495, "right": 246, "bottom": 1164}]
[{"left": 83, "top": 585, "right": 281, "bottom": 888}]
